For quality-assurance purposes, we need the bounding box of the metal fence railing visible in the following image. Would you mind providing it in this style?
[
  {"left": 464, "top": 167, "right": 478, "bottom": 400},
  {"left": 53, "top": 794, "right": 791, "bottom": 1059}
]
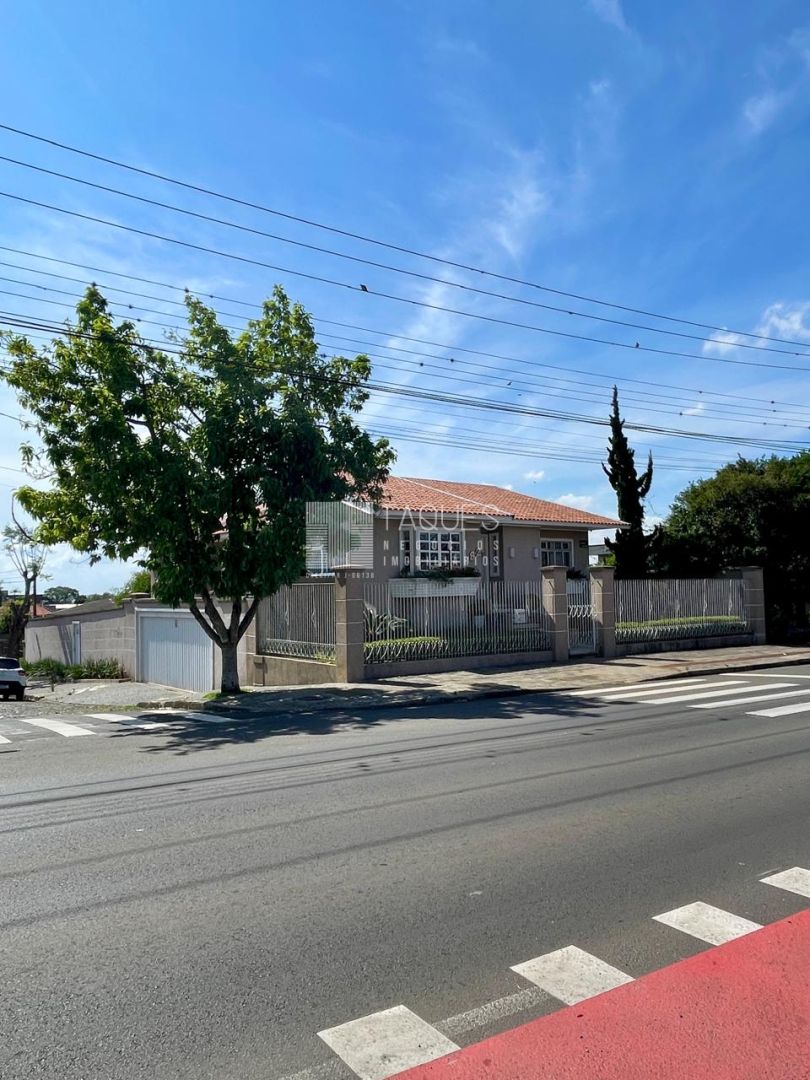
[
  {"left": 256, "top": 581, "right": 336, "bottom": 661},
  {"left": 615, "top": 577, "right": 748, "bottom": 644},
  {"left": 363, "top": 579, "right": 552, "bottom": 664}
]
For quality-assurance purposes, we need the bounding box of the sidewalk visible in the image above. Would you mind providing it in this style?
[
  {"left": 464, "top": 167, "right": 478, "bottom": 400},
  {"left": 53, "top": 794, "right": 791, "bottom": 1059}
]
[{"left": 190, "top": 642, "right": 810, "bottom": 717}]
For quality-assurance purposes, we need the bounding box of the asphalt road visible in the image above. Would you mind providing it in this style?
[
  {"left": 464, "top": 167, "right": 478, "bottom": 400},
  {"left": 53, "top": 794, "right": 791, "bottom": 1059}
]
[{"left": 2, "top": 663, "right": 809, "bottom": 1079}]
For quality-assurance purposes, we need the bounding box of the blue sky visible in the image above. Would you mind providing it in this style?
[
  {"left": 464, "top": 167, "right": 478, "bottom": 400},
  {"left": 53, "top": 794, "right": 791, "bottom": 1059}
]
[{"left": 1, "top": 0, "right": 810, "bottom": 593}]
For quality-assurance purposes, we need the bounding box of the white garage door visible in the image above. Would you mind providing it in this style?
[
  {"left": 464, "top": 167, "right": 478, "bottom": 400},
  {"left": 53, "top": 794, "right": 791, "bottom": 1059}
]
[{"left": 137, "top": 611, "right": 215, "bottom": 692}]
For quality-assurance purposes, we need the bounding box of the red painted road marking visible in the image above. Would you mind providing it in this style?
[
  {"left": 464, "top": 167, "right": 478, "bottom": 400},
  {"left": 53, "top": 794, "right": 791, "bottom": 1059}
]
[{"left": 393, "top": 909, "right": 810, "bottom": 1079}]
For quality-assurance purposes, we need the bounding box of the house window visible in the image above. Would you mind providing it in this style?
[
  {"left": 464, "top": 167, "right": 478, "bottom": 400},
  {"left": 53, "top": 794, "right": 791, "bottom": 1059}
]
[
  {"left": 540, "top": 539, "right": 573, "bottom": 567},
  {"left": 416, "top": 530, "right": 463, "bottom": 570}
]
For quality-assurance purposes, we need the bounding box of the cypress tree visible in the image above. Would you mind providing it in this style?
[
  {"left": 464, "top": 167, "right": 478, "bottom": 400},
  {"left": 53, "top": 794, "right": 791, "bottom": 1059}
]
[{"left": 603, "top": 386, "right": 653, "bottom": 576}]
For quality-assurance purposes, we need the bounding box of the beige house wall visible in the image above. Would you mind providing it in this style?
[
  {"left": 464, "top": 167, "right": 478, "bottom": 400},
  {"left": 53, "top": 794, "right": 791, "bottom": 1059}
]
[
  {"left": 26, "top": 601, "right": 137, "bottom": 675},
  {"left": 372, "top": 515, "right": 592, "bottom": 582}
]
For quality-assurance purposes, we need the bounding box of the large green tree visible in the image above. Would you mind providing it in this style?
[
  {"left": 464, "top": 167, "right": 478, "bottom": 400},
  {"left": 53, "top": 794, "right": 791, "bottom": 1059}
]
[
  {"left": 650, "top": 452, "right": 810, "bottom": 639},
  {"left": 4, "top": 286, "right": 393, "bottom": 691},
  {"left": 602, "top": 386, "right": 653, "bottom": 576}
]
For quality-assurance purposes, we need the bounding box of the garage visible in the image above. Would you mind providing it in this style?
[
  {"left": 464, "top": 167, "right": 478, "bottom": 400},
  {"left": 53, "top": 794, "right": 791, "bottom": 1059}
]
[{"left": 136, "top": 610, "right": 215, "bottom": 692}]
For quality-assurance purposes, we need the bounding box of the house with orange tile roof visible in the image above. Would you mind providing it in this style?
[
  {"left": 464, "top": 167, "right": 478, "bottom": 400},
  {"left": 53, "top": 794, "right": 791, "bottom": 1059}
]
[{"left": 368, "top": 475, "right": 623, "bottom": 583}]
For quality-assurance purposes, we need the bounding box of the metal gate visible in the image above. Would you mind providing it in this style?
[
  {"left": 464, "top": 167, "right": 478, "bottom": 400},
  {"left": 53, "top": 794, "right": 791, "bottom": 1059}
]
[
  {"left": 567, "top": 577, "right": 596, "bottom": 655},
  {"left": 137, "top": 610, "right": 215, "bottom": 692}
]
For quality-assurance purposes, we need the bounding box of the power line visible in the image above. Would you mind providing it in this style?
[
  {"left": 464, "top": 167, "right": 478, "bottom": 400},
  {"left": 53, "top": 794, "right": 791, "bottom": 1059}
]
[
  {"left": 4, "top": 265, "right": 806, "bottom": 423},
  {"left": 2, "top": 311, "right": 807, "bottom": 454},
  {"left": 3, "top": 121, "right": 809, "bottom": 350},
  {"left": 3, "top": 244, "right": 806, "bottom": 412},
  {"left": 3, "top": 189, "right": 810, "bottom": 377},
  {"left": 5, "top": 289, "right": 809, "bottom": 432},
  {"left": 3, "top": 152, "right": 809, "bottom": 362}
]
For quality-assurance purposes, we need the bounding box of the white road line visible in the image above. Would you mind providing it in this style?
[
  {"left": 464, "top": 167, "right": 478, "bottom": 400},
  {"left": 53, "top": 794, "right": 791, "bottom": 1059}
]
[
  {"left": 565, "top": 679, "right": 709, "bottom": 696},
  {"left": 643, "top": 682, "right": 797, "bottom": 705},
  {"left": 723, "top": 672, "right": 810, "bottom": 679},
  {"left": 439, "top": 986, "right": 549, "bottom": 1038},
  {"left": 511, "top": 945, "right": 633, "bottom": 1005},
  {"left": 151, "top": 709, "right": 232, "bottom": 724},
  {"left": 760, "top": 866, "right": 810, "bottom": 898},
  {"left": 653, "top": 902, "right": 761, "bottom": 945},
  {"left": 0, "top": 732, "right": 11, "bottom": 744},
  {"left": 748, "top": 700, "right": 810, "bottom": 718},
  {"left": 589, "top": 679, "right": 726, "bottom": 698},
  {"left": 318, "top": 1005, "right": 458, "bottom": 1080},
  {"left": 691, "top": 688, "right": 810, "bottom": 709},
  {"left": 87, "top": 712, "right": 131, "bottom": 721},
  {"left": 17, "top": 717, "right": 95, "bottom": 737}
]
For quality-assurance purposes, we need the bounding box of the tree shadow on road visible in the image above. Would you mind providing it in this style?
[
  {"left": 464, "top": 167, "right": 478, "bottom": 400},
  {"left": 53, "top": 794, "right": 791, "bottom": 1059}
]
[{"left": 109, "top": 688, "right": 616, "bottom": 756}]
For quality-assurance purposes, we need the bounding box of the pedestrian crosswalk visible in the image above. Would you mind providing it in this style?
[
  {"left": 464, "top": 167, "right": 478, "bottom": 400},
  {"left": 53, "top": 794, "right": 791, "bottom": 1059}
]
[
  {"left": 0, "top": 708, "right": 236, "bottom": 744},
  {"left": 576, "top": 673, "right": 810, "bottom": 718},
  {"left": 300, "top": 864, "right": 810, "bottom": 1080}
]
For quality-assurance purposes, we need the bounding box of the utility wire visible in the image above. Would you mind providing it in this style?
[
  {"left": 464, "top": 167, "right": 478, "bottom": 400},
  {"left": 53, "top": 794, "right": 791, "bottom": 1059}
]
[
  {"left": 2, "top": 189, "right": 810, "bottom": 377},
  {"left": 2, "top": 152, "right": 808, "bottom": 361},
  {"left": 2, "top": 244, "right": 805, "bottom": 411},
  {"left": 1, "top": 311, "right": 806, "bottom": 454},
  {"left": 5, "top": 289, "right": 808, "bottom": 430},
  {"left": 2, "top": 122, "right": 809, "bottom": 350}
]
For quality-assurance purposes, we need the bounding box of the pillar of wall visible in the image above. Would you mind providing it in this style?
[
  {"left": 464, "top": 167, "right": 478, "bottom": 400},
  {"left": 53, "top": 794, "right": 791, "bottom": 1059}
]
[
  {"left": 737, "top": 566, "right": 766, "bottom": 644},
  {"left": 590, "top": 566, "right": 616, "bottom": 659},
  {"left": 541, "top": 565, "right": 570, "bottom": 663},
  {"left": 334, "top": 566, "right": 366, "bottom": 682}
]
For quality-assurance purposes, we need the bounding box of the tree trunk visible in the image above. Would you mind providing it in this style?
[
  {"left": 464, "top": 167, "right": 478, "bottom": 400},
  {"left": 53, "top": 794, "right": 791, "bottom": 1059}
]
[
  {"left": 7, "top": 604, "right": 27, "bottom": 660},
  {"left": 219, "top": 639, "right": 240, "bottom": 694}
]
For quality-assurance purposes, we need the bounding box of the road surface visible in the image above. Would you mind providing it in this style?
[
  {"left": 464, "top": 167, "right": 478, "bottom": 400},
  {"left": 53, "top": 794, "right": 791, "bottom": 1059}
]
[{"left": 1, "top": 663, "right": 809, "bottom": 1079}]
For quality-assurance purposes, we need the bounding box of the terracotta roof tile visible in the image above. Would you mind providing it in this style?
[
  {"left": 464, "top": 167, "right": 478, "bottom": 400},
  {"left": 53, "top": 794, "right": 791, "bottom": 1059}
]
[{"left": 379, "top": 476, "right": 624, "bottom": 527}]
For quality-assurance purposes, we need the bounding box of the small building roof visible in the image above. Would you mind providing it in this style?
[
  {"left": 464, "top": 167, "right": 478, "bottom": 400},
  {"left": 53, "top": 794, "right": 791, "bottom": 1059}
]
[{"left": 379, "top": 476, "right": 624, "bottom": 527}]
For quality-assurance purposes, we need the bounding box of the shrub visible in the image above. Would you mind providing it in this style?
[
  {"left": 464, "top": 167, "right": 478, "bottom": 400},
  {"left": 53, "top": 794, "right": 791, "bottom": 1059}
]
[
  {"left": 23, "top": 657, "right": 127, "bottom": 680},
  {"left": 25, "top": 658, "right": 69, "bottom": 679},
  {"left": 80, "top": 658, "right": 126, "bottom": 679}
]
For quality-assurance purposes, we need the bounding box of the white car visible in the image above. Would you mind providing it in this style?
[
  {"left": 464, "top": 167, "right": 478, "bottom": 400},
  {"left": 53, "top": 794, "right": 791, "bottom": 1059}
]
[{"left": 0, "top": 658, "right": 26, "bottom": 701}]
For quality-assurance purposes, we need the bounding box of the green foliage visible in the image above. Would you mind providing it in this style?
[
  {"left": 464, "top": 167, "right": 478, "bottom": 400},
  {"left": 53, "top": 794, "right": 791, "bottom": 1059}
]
[
  {"left": 0, "top": 601, "right": 13, "bottom": 634},
  {"left": 603, "top": 387, "right": 654, "bottom": 576},
  {"left": 4, "top": 285, "right": 393, "bottom": 691},
  {"left": 115, "top": 569, "right": 152, "bottom": 602},
  {"left": 42, "top": 585, "right": 85, "bottom": 605},
  {"left": 363, "top": 604, "right": 408, "bottom": 641},
  {"left": 650, "top": 452, "right": 810, "bottom": 639},
  {"left": 23, "top": 656, "right": 126, "bottom": 680},
  {"left": 23, "top": 657, "right": 67, "bottom": 678}
]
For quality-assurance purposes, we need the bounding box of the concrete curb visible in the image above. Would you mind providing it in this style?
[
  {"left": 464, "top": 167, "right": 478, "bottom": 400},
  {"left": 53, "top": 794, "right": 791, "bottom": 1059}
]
[{"left": 135, "top": 649, "right": 810, "bottom": 720}]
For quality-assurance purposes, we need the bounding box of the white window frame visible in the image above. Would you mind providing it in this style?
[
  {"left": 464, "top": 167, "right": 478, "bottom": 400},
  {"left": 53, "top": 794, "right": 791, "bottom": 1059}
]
[
  {"left": 414, "top": 529, "right": 464, "bottom": 571},
  {"left": 540, "top": 539, "right": 573, "bottom": 568}
]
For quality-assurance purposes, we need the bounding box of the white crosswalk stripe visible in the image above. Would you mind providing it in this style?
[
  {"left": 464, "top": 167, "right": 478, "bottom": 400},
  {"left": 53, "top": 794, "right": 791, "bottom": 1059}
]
[
  {"left": 511, "top": 945, "right": 633, "bottom": 1004},
  {"left": 747, "top": 699, "right": 810, "bottom": 717},
  {"left": 691, "top": 687, "right": 810, "bottom": 709},
  {"left": 584, "top": 678, "right": 720, "bottom": 698},
  {"left": 318, "top": 1005, "right": 458, "bottom": 1080},
  {"left": 642, "top": 682, "right": 797, "bottom": 705},
  {"left": 653, "top": 902, "right": 761, "bottom": 945},
  {"left": 760, "top": 866, "right": 810, "bottom": 898},
  {"left": 16, "top": 716, "right": 95, "bottom": 737}
]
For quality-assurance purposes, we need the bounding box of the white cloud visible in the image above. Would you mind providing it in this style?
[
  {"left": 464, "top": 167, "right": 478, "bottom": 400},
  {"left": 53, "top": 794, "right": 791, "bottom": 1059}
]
[
  {"left": 702, "top": 328, "right": 746, "bottom": 356},
  {"left": 524, "top": 469, "right": 546, "bottom": 480},
  {"left": 588, "top": 0, "right": 629, "bottom": 33},
  {"left": 742, "top": 88, "right": 792, "bottom": 136},
  {"left": 555, "top": 492, "right": 595, "bottom": 510},
  {"left": 681, "top": 402, "right": 706, "bottom": 416},
  {"left": 755, "top": 300, "right": 810, "bottom": 342}
]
